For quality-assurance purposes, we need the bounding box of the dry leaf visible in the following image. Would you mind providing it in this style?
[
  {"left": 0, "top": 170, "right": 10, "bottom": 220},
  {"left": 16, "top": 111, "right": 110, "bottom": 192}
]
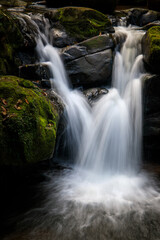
[
  {"left": 25, "top": 98, "right": 29, "bottom": 104},
  {"left": 42, "top": 92, "right": 47, "bottom": 96},
  {"left": 1, "top": 106, "right": 7, "bottom": 116},
  {"left": 14, "top": 105, "right": 21, "bottom": 110},
  {"left": 1, "top": 98, "right": 7, "bottom": 106}
]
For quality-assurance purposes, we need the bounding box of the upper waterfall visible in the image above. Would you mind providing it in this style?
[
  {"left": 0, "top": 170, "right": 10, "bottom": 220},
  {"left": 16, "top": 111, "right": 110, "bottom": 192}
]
[{"left": 31, "top": 13, "right": 145, "bottom": 176}]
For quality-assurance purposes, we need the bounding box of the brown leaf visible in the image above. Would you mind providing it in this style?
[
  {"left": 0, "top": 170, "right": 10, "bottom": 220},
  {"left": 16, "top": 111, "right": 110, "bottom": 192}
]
[
  {"left": 14, "top": 105, "right": 21, "bottom": 110},
  {"left": 3, "top": 113, "right": 17, "bottom": 122},
  {"left": 1, "top": 106, "right": 7, "bottom": 116},
  {"left": 42, "top": 92, "right": 47, "bottom": 96},
  {"left": 1, "top": 98, "right": 7, "bottom": 106},
  {"left": 25, "top": 98, "right": 29, "bottom": 104}
]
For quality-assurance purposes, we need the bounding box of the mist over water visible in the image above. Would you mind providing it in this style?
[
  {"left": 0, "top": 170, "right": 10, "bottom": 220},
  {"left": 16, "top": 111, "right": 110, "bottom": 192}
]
[{"left": 6, "top": 17, "right": 160, "bottom": 240}]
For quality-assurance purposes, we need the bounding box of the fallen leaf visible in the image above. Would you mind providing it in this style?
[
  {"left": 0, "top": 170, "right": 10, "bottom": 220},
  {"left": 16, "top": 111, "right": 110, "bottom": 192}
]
[
  {"left": 25, "top": 98, "right": 29, "bottom": 104},
  {"left": 1, "top": 98, "right": 7, "bottom": 106},
  {"left": 3, "top": 113, "right": 17, "bottom": 121},
  {"left": 14, "top": 105, "right": 21, "bottom": 110},
  {"left": 1, "top": 106, "right": 7, "bottom": 116},
  {"left": 42, "top": 92, "right": 47, "bottom": 96}
]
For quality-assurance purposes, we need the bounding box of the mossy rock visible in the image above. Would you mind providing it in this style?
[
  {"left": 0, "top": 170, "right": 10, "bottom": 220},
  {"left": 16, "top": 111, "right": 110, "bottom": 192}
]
[
  {"left": 143, "top": 26, "right": 160, "bottom": 74},
  {"left": 46, "top": 7, "right": 112, "bottom": 41},
  {"left": 0, "top": 9, "right": 24, "bottom": 75},
  {"left": 0, "top": 0, "right": 27, "bottom": 7},
  {"left": 0, "top": 76, "right": 59, "bottom": 166}
]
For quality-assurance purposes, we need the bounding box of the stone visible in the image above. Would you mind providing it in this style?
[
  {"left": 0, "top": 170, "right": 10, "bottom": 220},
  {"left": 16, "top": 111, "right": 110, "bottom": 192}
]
[
  {"left": 142, "top": 26, "right": 160, "bottom": 74},
  {"left": 19, "top": 63, "right": 50, "bottom": 81},
  {"left": 143, "top": 74, "right": 160, "bottom": 163},
  {"left": 83, "top": 88, "right": 109, "bottom": 105},
  {"left": 0, "top": 76, "right": 59, "bottom": 166},
  {"left": 65, "top": 49, "right": 113, "bottom": 87},
  {"left": 44, "top": 7, "right": 113, "bottom": 43}
]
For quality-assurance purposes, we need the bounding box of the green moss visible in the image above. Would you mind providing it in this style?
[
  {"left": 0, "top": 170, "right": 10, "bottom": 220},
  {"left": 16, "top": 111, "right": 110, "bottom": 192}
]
[
  {"left": 0, "top": 76, "right": 59, "bottom": 166},
  {"left": 0, "top": 9, "right": 24, "bottom": 75},
  {"left": 52, "top": 7, "right": 112, "bottom": 40},
  {"left": 147, "top": 26, "right": 160, "bottom": 69},
  {"left": 79, "top": 35, "right": 110, "bottom": 50}
]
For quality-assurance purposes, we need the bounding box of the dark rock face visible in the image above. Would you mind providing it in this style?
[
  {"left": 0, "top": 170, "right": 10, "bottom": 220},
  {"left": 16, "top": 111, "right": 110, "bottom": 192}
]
[
  {"left": 46, "top": 0, "right": 117, "bottom": 14},
  {"left": 126, "top": 8, "right": 160, "bottom": 27},
  {"left": 62, "top": 34, "right": 114, "bottom": 87},
  {"left": 143, "top": 74, "right": 160, "bottom": 164}
]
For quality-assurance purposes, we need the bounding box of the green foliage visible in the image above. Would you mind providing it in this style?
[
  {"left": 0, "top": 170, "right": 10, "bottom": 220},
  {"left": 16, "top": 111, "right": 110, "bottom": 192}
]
[
  {"left": 53, "top": 7, "right": 112, "bottom": 40},
  {"left": 0, "top": 76, "right": 59, "bottom": 166}
]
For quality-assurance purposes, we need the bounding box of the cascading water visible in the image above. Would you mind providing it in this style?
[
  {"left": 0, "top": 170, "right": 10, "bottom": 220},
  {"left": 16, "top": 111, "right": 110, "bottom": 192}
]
[{"left": 8, "top": 16, "right": 160, "bottom": 240}]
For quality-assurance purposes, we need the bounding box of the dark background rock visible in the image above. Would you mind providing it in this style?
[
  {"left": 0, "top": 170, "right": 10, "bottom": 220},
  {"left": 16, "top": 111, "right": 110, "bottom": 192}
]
[
  {"left": 143, "top": 74, "right": 160, "bottom": 164},
  {"left": 148, "top": 0, "right": 160, "bottom": 12},
  {"left": 46, "top": 0, "right": 117, "bottom": 14}
]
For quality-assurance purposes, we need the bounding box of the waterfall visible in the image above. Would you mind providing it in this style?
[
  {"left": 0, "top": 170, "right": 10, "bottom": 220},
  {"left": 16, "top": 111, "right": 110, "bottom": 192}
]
[
  {"left": 34, "top": 19, "right": 145, "bottom": 175},
  {"left": 77, "top": 27, "right": 145, "bottom": 175},
  {"left": 11, "top": 17, "right": 160, "bottom": 240}
]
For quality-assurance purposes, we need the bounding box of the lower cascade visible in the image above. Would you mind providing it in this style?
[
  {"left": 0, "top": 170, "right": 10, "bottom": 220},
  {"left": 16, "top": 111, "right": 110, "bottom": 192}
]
[{"left": 9, "top": 18, "right": 160, "bottom": 240}]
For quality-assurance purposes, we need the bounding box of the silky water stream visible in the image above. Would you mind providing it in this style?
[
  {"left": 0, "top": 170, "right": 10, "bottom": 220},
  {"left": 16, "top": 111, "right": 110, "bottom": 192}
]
[{"left": 5, "top": 18, "right": 160, "bottom": 240}]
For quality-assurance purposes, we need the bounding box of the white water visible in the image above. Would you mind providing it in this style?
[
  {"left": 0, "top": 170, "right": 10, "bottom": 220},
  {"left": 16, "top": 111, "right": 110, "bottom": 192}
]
[{"left": 11, "top": 17, "right": 160, "bottom": 240}]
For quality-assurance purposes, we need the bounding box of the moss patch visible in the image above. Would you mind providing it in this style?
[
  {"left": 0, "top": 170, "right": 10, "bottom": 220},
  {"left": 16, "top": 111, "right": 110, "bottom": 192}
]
[
  {"left": 0, "top": 9, "right": 24, "bottom": 75},
  {"left": 0, "top": 76, "right": 59, "bottom": 166},
  {"left": 49, "top": 7, "right": 112, "bottom": 41},
  {"left": 144, "top": 26, "right": 160, "bottom": 73}
]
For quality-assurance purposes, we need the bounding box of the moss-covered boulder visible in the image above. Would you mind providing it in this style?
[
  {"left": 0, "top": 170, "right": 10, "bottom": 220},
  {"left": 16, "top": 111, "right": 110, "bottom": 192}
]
[
  {"left": 142, "top": 26, "right": 160, "bottom": 74},
  {"left": 0, "top": 76, "right": 59, "bottom": 166},
  {"left": 45, "top": 7, "right": 113, "bottom": 42},
  {"left": 0, "top": 9, "right": 24, "bottom": 75}
]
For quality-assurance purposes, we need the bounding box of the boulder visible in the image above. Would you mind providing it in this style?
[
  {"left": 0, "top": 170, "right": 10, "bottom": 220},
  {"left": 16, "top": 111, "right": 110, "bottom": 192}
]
[
  {"left": 46, "top": 0, "right": 117, "bottom": 14},
  {"left": 0, "top": 9, "right": 24, "bottom": 75},
  {"left": 19, "top": 63, "right": 50, "bottom": 80},
  {"left": 65, "top": 49, "right": 113, "bottom": 87},
  {"left": 44, "top": 7, "right": 114, "bottom": 43},
  {"left": 0, "top": 76, "right": 59, "bottom": 166},
  {"left": 62, "top": 34, "right": 114, "bottom": 87},
  {"left": 142, "top": 26, "right": 160, "bottom": 74},
  {"left": 83, "top": 88, "right": 108, "bottom": 105},
  {"left": 143, "top": 74, "right": 160, "bottom": 163}
]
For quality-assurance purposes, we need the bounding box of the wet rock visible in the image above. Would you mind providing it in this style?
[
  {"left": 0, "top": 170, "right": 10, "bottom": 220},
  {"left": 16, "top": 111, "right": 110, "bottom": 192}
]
[
  {"left": 142, "top": 20, "right": 160, "bottom": 30},
  {"left": 143, "top": 74, "right": 160, "bottom": 163},
  {"left": 142, "top": 26, "right": 160, "bottom": 74},
  {"left": 127, "top": 8, "right": 148, "bottom": 26},
  {"left": 65, "top": 49, "right": 113, "bottom": 87},
  {"left": 62, "top": 34, "right": 114, "bottom": 87},
  {"left": 52, "top": 28, "right": 75, "bottom": 48},
  {"left": 83, "top": 88, "right": 109, "bottom": 105},
  {"left": 141, "top": 10, "right": 160, "bottom": 26},
  {"left": 44, "top": 7, "right": 113, "bottom": 43},
  {"left": 19, "top": 63, "right": 50, "bottom": 81}
]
